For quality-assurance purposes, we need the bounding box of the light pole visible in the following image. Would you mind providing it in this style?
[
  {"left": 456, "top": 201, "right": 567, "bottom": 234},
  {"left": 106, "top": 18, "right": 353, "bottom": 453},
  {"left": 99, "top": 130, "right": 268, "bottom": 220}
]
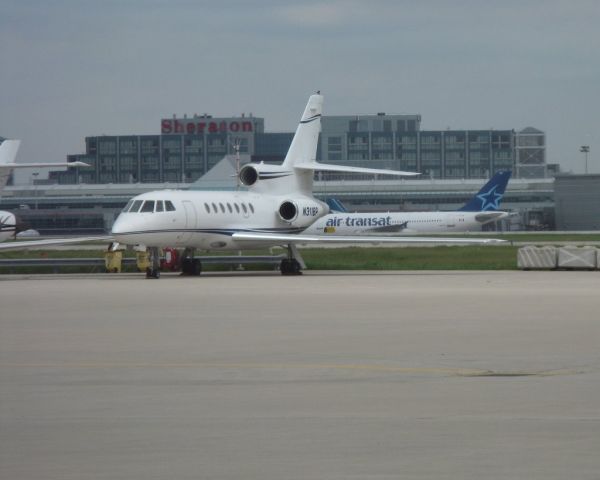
[
  {"left": 580, "top": 145, "right": 590, "bottom": 174},
  {"left": 32, "top": 172, "right": 39, "bottom": 209}
]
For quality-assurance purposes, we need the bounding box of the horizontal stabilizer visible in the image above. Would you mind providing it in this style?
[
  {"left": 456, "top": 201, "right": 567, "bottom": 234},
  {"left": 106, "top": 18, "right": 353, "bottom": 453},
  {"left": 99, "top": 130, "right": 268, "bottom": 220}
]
[
  {"left": 475, "top": 211, "right": 509, "bottom": 223},
  {"left": 295, "top": 162, "right": 419, "bottom": 177}
]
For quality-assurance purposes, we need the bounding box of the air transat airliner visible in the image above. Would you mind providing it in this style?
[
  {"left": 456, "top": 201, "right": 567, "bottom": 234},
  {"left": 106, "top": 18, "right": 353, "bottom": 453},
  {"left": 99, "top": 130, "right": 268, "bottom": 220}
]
[
  {"left": 110, "top": 93, "right": 505, "bottom": 278},
  {"left": 305, "top": 171, "right": 511, "bottom": 236}
]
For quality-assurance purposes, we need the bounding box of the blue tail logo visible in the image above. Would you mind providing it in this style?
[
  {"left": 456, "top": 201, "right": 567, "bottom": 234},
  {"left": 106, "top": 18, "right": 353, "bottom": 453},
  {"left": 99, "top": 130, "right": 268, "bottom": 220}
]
[
  {"left": 459, "top": 171, "right": 511, "bottom": 212},
  {"left": 325, "top": 197, "right": 348, "bottom": 213}
]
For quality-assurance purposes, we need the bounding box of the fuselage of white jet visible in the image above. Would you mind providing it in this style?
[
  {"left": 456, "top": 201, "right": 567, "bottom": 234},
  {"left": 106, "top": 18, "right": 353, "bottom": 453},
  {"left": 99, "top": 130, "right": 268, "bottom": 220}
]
[
  {"left": 303, "top": 210, "right": 509, "bottom": 236},
  {"left": 111, "top": 189, "right": 328, "bottom": 251}
]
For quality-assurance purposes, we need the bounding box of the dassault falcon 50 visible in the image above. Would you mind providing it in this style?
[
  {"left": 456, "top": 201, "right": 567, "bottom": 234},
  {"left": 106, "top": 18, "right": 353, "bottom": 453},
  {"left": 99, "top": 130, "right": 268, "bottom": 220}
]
[{"left": 110, "top": 93, "right": 505, "bottom": 278}]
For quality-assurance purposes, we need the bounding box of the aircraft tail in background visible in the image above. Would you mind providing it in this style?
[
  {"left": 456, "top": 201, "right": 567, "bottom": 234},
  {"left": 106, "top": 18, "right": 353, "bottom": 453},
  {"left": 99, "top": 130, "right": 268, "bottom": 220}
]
[
  {"left": 458, "top": 171, "right": 512, "bottom": 212},
  {"left": 325, "top": 198, "right": 348, "bottom": 213}
]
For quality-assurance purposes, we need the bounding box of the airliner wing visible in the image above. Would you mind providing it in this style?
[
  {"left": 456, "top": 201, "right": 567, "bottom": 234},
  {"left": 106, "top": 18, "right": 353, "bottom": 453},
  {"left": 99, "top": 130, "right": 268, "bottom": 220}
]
[
  {"left": 0, "top": 139, "right": 88, "bottom": 168},
  {"left": 0, "top": 236, "right": 112, "bottom": 251},
  {"left": 232, "top": 232, "right": 505, "bottom": 245},
  {"left": 1, "top": 161, "right": 90, "bottom": 168},
  {"left": 294, "top": 162, "right": 420, "bottom": 177}
]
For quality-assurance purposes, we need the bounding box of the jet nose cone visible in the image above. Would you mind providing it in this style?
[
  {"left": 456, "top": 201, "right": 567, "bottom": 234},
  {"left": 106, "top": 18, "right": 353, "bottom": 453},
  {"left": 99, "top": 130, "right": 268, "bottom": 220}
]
[{"left": 111, "top": 215, "right": 126, "bottom": 236}]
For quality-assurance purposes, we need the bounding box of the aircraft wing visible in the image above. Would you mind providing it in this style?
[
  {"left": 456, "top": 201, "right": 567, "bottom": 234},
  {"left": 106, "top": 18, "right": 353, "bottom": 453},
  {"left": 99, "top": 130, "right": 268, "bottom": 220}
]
[
  {"left": 0, "top": 236, "right": 113, "bottom": 251},
  {"left": 0, "top": 161, "right": 90, "bottom": 168},
  {"left": 232, "top": 232, "right": 505, "bottom": 245},
  {"left": 294, "top": 162, "right": 420, "bottom": 177}
]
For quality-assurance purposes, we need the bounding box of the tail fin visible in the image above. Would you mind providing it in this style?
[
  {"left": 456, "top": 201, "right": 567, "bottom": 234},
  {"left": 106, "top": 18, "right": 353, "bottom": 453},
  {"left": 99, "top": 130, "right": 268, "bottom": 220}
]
[
  {"left": 281, "top": 93, "right": 323, "bottom": 168},
  {"left": 0, "top": 140, "right": 21, "bottom": 166},
  {"left": 458, "top": 170, "right": 511, "bottom": 212},
  {"left": 325, "top": 198, "right": 348, "bottom": 213},
  {"left": 0, "top": 140, "right": 21, "bottom": 188}
]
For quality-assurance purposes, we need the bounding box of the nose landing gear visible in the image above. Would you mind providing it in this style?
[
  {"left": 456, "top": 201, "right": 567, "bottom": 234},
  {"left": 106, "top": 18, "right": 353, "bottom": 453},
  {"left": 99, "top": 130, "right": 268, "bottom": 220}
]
[{"left": 145, "top": 247, "right": 161, "bottom": 279}]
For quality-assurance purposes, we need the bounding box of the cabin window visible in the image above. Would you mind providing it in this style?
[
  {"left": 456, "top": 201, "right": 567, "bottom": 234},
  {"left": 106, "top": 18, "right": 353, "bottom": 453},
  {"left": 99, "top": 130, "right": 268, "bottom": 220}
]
[
  {"left": 211, "top": 203, "right": 218, "bottom": 213},
  {"left": 155, "top": 201, "right": 164, "bottom": 212},
  {"left": 129, "top": 200, "right": 143, "bottom": 213},
  {"left": 219, "top": 203, "right": 226, "bottom": 213},
  {"left": 227, "top": 203, "right": 233, "bottom": 213},
  {"left": 165, "top": 201, "right": 176, "bottom": 212},
  {"left": 249, "top": 203, "right": 255, "bottom": 214},
  {"left": 204, "top": 203, "right": 210, "bottom": 213},
  {"left": 241, "top": 203, "right": 248, "bottom": 214},
  {"left": 234, "top": 203, "right": 240, "bottom": 214},
  {"left": 141, "top": 200, "right": 155, "bottom": 213},
  {"left": 122, "top": 200, "right": 133, "bottom": 212}
]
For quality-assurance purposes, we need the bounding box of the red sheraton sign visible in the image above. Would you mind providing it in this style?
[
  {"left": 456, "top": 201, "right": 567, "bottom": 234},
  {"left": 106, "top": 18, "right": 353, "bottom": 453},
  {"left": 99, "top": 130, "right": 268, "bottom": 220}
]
[{"left": 161, "top": 119, "right": 254, "bottom": 134}]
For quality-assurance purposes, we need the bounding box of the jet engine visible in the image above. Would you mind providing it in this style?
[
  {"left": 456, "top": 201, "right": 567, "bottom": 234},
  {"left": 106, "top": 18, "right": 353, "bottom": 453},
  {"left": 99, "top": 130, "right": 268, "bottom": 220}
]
[
  {"left": 276, "top": 198, "right": 328, "bottom": 227},
  {"left": 237, "top": 163, "right": 304, "bottom": 195}
]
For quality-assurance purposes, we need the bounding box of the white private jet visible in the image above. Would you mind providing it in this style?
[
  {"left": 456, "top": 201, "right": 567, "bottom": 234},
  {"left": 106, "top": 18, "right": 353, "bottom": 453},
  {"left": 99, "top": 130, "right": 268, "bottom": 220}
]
[
  {"left": 0, "top": 139, "right": 108, "bottom": 246},
  {"left": 305, "top": 171, "right": 511, "bottom": 236},
  {"left": 111, "top": 93, "right": 505, "bottom": 278}
]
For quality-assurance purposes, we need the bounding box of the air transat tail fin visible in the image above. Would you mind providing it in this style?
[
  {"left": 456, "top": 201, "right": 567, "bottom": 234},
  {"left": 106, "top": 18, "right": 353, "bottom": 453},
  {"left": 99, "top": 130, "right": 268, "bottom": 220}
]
[
  {"left": 325, "top": 198, "right": 348, "bottom": 213},
  {"left": 458, "top": 170, "right": 511, "bottom": 212}
]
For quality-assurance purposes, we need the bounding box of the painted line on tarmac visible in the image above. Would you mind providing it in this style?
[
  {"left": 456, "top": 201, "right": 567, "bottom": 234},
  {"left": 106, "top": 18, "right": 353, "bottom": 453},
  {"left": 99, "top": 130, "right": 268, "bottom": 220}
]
[{"left": 0, "top": 362, "right": 593, "bottom": 377}]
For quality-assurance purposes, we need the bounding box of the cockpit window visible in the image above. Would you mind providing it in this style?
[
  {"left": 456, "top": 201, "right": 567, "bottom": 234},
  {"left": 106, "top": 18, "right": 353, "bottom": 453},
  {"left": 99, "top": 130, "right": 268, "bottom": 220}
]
[
  {"left": 165, "top": 201, "right": 176, "bottom": 212},
  {"left": 122, "top": 200, "right": 134, "bottom": 212},
  {"left": 129, "top": 200, "right": 143, "bottom": 213},
  {"left": 155, "top": 201, "right": 164, "bottom": 212},
  {"left": 141, "top": 200, "right": 155, "bottom": 213}
]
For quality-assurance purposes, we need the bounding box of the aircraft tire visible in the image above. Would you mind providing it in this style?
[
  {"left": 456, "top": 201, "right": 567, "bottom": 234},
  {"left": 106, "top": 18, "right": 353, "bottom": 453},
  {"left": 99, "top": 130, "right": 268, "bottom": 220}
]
[
  {"left": 191, "top": 259, "right": 202, "bottom": 276},
  {"left": 146, "top": 267, "right": 160, "bottom": 279},
  {"left": 281, "top": 259, "right": 302, "bottom": 276}
]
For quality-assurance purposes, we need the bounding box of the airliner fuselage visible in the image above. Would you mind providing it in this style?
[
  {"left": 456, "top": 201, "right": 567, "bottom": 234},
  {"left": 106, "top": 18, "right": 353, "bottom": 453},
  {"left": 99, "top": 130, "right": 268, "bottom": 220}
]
[{"left": 302, "top": 210, "right": 508, "bottom": 235}]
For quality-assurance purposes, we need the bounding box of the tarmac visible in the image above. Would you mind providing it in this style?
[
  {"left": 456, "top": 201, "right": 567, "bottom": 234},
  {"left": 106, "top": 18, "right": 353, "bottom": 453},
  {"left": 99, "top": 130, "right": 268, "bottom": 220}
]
[{"left": 1, "top": 270, "right": 599, "bottom": 480}]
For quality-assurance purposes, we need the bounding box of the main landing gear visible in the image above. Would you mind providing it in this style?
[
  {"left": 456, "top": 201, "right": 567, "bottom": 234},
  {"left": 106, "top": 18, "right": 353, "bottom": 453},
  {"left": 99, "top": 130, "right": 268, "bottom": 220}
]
[
  {"left": 145, "top": 247, "right": 161, "bottom": 279},
  {"left": 180, "top": 247, "right": 202, "bottom": 276},
  {"left": 280, "top": 243, "right": 305, "bottom": 276},
  {"left": 280, "top": 258, "right": 302, "bottom": 275}
]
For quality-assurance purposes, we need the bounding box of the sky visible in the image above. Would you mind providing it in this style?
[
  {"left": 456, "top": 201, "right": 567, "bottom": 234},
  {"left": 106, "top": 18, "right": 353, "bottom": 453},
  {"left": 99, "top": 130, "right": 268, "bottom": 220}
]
[{"left": 1, "top": 0, "right": 598, "bottom": 183}]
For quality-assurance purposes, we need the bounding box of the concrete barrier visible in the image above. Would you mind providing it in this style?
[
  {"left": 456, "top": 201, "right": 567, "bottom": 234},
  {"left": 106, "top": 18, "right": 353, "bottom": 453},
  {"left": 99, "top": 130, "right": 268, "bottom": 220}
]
[
  {"left": 517, "top": 246, "right": 558, "bottom": 270},
  {"left": 557, "top": 246, "right": 597, "bottom": 270}
]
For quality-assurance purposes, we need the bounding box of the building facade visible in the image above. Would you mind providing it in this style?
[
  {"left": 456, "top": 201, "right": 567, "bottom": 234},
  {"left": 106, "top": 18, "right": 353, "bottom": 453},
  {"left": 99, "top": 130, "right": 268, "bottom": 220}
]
[
  {"left": 50, "top": 111, "right": 546, "bottom": 185},
  {"left": 554, "top": 174, "right": 600, "bottom": 230}
]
